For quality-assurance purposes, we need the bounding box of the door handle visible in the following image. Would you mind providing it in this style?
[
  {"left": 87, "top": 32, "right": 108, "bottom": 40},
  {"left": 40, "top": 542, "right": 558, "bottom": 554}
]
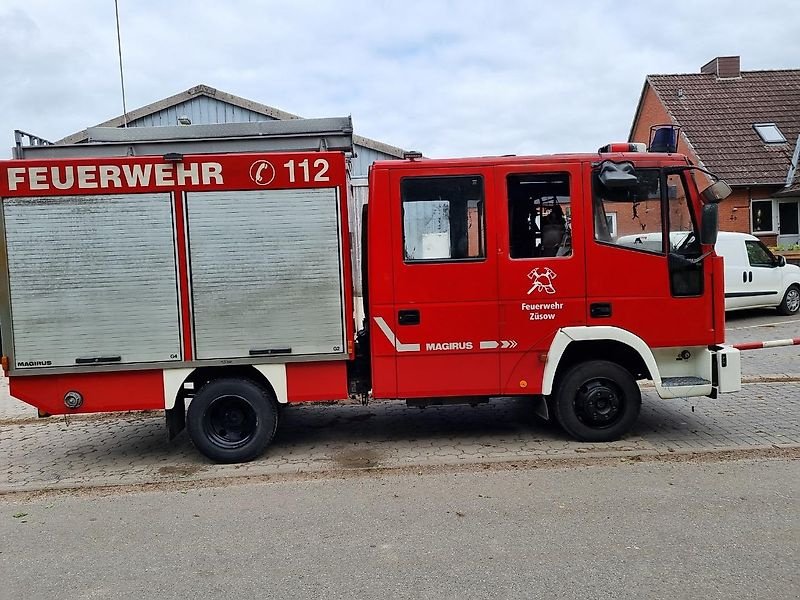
[
  {"left": 742, "top": 271, "right": 747, "bottom": 283},
  {"left": 249, "top": 347, "right": 292, "bottom": 356},
  {"left": 749, "top": 271, "right": 753, "bottom": 283},
  {"left": 75, "top": 355, "right": 121, "bottom": 364},
  {"left": 590, "top": 303, "right": 612, "bottom": 318},
  {"left": 398, "top": 309, "right": 420, "bottom": 325}
]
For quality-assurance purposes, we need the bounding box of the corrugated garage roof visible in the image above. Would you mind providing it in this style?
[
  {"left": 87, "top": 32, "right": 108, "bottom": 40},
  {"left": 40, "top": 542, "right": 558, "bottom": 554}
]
[{"left": 58, "top": 84, "right": 407, "bottom": 159}]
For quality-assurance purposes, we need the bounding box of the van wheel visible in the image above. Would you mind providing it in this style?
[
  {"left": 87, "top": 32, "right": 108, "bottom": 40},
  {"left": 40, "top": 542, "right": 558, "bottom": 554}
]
[
  {"left": 777, "top": 285, "right": 800, "bottom": 315},
  {"left": 187, "top": 378, "right": 278, "bottom": 463},
  {"left": 554, "top": 361, "right": 641, "bottom": 443}
]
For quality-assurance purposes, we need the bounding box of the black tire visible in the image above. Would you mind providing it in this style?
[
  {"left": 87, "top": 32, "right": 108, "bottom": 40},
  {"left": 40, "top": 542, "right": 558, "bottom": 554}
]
[
  {"left": 187, "top": 378, "right": 278, "bottom": 463},
  {"left": 554, "top": 360, "right": 641, "bottom": 443},
  {"left": 777, "top": 285, "right": 800, "bottom": 316}
]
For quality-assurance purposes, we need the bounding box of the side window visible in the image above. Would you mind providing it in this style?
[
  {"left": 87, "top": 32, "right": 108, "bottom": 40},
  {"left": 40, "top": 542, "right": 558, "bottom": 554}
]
[
  {"left": 593, "top": 169, "right": 664, "bottom": 253},
  {"left": 401, "top": 176, "right": 485, "bottom": 262},
  {"left": 507, "top": 173, "right": 572, "bottom": 259},
  {"left": 745, "top": 240, "right": 774, "bottom": 267}
]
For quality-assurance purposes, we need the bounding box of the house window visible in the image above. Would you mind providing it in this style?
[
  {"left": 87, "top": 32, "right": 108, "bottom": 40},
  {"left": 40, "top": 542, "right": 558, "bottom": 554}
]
[
  {"left": 751, "top": 200, "right": 774, "bottom": 233},
  {"left": 401, "top": 176, "right": 485, "bottom": 262},
  {"left": 605, "top": 213, "right": 618, "bottom": 238},
  {"left": 753, "top": 123, "right": 787, "bottom": 144}
]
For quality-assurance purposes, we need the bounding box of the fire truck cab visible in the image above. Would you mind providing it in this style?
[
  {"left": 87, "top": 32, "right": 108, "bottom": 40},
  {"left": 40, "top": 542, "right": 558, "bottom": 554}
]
[
  {"left": 0, "top": 121, "right": 742, "bottom": 463},
  {"left": 361, "top": 147, "right": 741, "bottom": 442}
]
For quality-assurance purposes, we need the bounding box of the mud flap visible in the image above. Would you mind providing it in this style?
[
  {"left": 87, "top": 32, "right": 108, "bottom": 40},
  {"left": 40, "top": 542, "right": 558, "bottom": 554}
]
[
  {"left": 532, "top": 395, "right": 551, "bottom": 421},
  {"left": 165, "top": 397, "right": 186, "bottom": 441}
]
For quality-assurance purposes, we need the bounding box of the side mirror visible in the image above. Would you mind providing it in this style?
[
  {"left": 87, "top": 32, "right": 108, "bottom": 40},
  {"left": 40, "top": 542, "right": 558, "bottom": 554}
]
[
  {"left": 701, "top": 203, "right": 719, "bottom": 245},
  {"left": 776, "top": 255, "right": 787, "bottom": 267},
  {"left": 701, "top": 180, "right": 732, "bottom": 203}
]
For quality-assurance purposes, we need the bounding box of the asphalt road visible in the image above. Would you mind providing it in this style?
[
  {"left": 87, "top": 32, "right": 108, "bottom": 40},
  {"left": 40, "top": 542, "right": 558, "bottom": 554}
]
[{"left": 2, "top": 458, "right": 797, "bottom": 600}]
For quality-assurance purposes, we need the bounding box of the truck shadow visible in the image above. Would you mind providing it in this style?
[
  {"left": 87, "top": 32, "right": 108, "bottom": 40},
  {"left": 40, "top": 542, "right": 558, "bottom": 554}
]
[
  {"left": 274, "top": 398, "right": 558, "bottom": 447},
  {"left": 9, "top": 390, "right": 777, "bottom": 487}
]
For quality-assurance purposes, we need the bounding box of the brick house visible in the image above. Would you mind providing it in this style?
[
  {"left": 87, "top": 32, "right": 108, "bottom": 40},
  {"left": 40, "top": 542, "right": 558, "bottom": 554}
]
[{"left": 629, "top": 56, "right": 800, "bottom": 247}]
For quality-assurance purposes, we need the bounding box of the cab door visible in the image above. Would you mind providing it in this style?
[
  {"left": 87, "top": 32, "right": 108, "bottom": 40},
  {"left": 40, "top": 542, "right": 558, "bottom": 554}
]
[
  {"left": 586, "top": 165, "right": 714, "bottom": 348},
  {"left": 495, "top": 163, "right": 587, "bottom": 394},
  {"left": 386, "top": 167, "right": 500, "bottom": 398}
]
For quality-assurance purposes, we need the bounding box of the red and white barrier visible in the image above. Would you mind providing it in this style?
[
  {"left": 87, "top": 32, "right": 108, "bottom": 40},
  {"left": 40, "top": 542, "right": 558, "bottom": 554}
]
[{"left": 733, "top": 338, "right": 800, "bottom": 351}]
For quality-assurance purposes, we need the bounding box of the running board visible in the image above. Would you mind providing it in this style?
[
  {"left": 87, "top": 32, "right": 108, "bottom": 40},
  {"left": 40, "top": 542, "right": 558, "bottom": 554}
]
[
  {"left": 657, "top": 376, "right": 713, "bottom": 399},
  {"left": 406, "top": 396, "right": 490, "bottom": 408},
  {"left": 661, "top": 376, "right": 711, "bottom": 387}
]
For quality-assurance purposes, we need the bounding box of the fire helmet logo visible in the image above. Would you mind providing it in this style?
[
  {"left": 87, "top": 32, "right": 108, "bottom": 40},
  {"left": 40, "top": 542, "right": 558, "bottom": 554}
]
[
  {"left": 527, "top": 267, "right": 557, "bottom": 295},
  {"left": 249, "top": 160, "right": 276, "bottom": 186}
]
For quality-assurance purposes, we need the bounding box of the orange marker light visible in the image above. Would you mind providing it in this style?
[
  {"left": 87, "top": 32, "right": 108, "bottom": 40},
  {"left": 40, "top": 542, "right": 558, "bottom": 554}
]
[{"left": 519, "top": 380, "right": 528, "bottom": 389}]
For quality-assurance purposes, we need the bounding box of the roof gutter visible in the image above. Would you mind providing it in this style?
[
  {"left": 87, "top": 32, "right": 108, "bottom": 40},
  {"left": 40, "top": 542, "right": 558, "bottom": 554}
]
[{"left": 785, "top": 134, "right": 800, "bottom": 188}]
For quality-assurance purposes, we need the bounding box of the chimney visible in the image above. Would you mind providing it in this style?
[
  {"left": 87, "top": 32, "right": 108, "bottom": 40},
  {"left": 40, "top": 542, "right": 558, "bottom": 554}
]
[{"left": 701, "top": 56, "right": 741, "bottom": 79}]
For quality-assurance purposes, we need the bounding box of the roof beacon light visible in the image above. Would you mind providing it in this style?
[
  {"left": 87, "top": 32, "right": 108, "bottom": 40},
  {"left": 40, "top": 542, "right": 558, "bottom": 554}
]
[
  {"left": 598, "top": 142, "right": 647, "bottom": 153},
  {"left": 649, "top": 125, "right": 680, "bottom": 153}
]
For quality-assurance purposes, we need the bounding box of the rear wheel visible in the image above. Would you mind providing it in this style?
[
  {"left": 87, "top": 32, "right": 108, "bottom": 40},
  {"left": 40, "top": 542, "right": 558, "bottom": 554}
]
[
  {"left": 777, "top": 285, "right": 800, "bottom": 315},
  {"left": 554, "top": 360, "right": 641, "bottom": 442},
  {"left": 187, "top": 378, "right": 278, "bottom": 463}
]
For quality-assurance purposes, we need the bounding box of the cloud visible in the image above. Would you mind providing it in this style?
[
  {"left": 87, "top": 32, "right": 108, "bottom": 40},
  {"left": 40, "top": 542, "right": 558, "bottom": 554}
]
[{"left": 1, "top": 0, "right": 797, "bottom": 157}]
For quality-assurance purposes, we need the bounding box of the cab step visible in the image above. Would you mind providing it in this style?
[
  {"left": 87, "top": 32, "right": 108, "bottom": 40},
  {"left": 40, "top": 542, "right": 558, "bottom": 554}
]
[{"left": 661, "top": 376, "right": 711, "bottom": 387}]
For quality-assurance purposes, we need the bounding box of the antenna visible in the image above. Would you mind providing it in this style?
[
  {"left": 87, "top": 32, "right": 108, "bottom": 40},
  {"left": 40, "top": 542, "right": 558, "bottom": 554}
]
[{"left": 114, "top": 0, "right": 128, "bottom": 127}]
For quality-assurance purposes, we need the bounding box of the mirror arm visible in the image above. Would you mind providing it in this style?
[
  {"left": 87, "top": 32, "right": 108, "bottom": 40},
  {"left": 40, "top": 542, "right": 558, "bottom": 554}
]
[{"left": 663, "top": 165, "right": 722, "bottom": 182}]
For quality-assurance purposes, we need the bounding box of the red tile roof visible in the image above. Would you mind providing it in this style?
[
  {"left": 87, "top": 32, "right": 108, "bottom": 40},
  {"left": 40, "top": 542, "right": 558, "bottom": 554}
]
[
  {"left": 637, "top": 69, "right": 800, "bottom": 188},
  {"left": 775, "top": 179, "right": 800, "bottom": 197}
]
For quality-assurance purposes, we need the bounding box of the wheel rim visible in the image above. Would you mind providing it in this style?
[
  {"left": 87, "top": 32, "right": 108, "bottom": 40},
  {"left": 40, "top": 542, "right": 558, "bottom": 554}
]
[
  {"left": 786, "top": 288, "right": 800, "bottom": 313},
  {"left": 573, "top": 378, "right": 625, "bottom": 429},
  {"left": 203, "top": 394, "right": 258, "bottom": 450}
]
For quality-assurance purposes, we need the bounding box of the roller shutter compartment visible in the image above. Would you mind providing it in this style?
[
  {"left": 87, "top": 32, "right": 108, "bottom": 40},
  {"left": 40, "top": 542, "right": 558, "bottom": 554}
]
[
  {"left": 4, "top": 193, "right": 182, "bottom": 369},
  {"left": 186, "top": 188, "right": 345, "bottom": 360}
]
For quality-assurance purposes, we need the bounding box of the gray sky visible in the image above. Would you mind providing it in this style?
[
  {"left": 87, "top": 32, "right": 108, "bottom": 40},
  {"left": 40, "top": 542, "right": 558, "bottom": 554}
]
[{"left": 1, "top": 0, "right": 797, "bottom": 158}]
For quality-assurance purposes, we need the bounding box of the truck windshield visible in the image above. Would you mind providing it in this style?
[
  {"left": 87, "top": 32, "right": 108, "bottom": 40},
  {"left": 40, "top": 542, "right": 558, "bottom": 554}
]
[
  {"left": 592, "top": 168, "right": 699, "bottom": 256},
  {"left": 665, "top": 172, "right": 700, "bottom": 255}
]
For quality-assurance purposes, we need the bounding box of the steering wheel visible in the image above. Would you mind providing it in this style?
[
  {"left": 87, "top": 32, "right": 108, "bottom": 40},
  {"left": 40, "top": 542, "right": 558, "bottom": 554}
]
[
  {"left": 675, "top": 231, "right": 696, "bottom": 254},
  {"left": 672, "top": 231, "right": 712, "bottom": 266}
]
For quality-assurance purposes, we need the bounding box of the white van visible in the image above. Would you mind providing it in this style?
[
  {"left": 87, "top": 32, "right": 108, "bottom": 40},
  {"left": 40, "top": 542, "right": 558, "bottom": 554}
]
[
  {"left": 615, "top": 231, "right": 800, "bottom": 314},
  {"left": 715, "top": 232, "right": 800, "bottom": 315}
]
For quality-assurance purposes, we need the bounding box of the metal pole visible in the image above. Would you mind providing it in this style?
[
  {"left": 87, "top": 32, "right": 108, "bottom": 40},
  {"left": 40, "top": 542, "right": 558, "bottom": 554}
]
[
  {"left": 114, "top": 0, "right": 128, "bottom": 127},
  {"left": 733, "top": 337, "right": 800, "bottom": 351}
]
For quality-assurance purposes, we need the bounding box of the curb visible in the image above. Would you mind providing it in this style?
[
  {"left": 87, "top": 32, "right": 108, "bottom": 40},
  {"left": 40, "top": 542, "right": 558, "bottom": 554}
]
[
  {"left": 741, "top": 374, "right": 800, "bottom": 383},
  {"left": 2, "top": 444, "right": 798, "bottom": 498}
]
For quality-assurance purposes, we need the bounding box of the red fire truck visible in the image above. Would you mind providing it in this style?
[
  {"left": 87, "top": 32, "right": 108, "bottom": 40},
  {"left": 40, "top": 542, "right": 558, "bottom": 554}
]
[{"left": 1, "top": 120, "right": 741, "bottom": 462}]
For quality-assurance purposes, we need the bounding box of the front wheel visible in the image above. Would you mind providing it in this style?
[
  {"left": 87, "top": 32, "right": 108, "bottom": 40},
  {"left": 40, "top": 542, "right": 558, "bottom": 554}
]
[
  {"left": 187, "top": 378, "right": 279, "bottom": 463},
  {"left": 553, "top": 361, "right": 641, "bottom": 443},
  {"left": 777, "top": 285, "right": 800, "bottom": 315}
]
